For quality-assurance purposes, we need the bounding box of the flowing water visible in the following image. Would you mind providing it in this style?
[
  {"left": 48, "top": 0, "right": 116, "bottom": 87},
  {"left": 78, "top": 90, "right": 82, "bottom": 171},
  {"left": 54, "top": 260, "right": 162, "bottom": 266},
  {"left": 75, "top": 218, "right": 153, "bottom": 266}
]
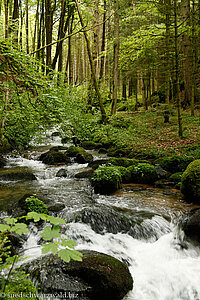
[{"left": 1, "top": 133, "right": 200, "bottom": 300}]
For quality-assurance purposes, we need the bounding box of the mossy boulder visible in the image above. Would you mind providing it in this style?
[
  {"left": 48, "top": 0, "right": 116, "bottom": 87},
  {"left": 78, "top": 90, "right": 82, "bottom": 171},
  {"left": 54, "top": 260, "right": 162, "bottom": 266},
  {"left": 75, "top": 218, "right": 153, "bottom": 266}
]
[
  {"left": 128, "top": 163, "right": 158, "bottom": 184},
  {"left": 108, "top": 157, "right": 148, "bottom": 168},
  {"left": 39, "top": 150, "right": 70, "bottom": 165},
  {"left": 81, "top": 141, "right": 98, "bottom": 150},
  {"left": 117, "top": 166, "right": 132, "bottom": 183},
  {"left": 23, "top": 251, "right": 133, "bottom": 300},
  {"left": 180, "top": 209, "right": 200, "bottom": 244},
  {"left": 88, "top": 159, "right": 109, "bottom": 170},
  {"left": 76, "top": 152, "right": 94, "bottom": 164},
  {"left": 91, "top": 165, "right": 122, "bottom": 194},
  {"left": 65, "top": 146, "right": 85, "bottom": 157},
  {"left": 180, "top": 160, "right": 200, "bottom": 203},
  {"left": 154, "top": 156, "right": 193, "bottom": 173},
  {"left": 75, "top": 168, "right": 94, "bottom": 178},
  {"left": 169, "top": 172, "right": 183, "bottom": 183},
  {"left": 107, "top": 148, "right": 128, "bottom": 158}
]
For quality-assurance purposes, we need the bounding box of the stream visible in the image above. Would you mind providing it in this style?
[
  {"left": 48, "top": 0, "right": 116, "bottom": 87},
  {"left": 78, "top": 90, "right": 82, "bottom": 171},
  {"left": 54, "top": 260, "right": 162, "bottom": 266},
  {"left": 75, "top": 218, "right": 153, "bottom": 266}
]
[{"left": 1, "top": 132, "right": 200, "bottom": 300}]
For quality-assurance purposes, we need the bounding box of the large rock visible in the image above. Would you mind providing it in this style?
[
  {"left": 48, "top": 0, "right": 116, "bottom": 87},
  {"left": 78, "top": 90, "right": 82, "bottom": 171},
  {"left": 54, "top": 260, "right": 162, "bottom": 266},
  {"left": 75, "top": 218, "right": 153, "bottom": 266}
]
[
  {"left": 90, "top": 165, "right": 122, "bottom": 194},
  {"left": 180, "top": 159, "right": 200, "bottom": 203},
  {"left": 23, "top": 251, "right": 133, "bottom": 300},
  {"left": 0, "top": 167, "right": 37, "bottom": 181},
  {"left": 180, "top": 209, "right": 200, "bottom": 244},
  {"left": 39, "top": 150, "right": 71, "bottom": 165},
  {"left": 76, "top": 152, "right": 93, "bottom": 164}
]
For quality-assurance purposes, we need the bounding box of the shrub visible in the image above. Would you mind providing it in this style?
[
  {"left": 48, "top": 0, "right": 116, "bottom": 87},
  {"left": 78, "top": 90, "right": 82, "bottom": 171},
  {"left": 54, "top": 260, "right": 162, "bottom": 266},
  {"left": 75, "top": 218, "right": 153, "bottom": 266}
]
[
  {"left": 181, "top": 160, "right": 200, "bottom": 203},
  {"left": 25, "top": 196, "right": 48, "bottom": 214},
  {"left": 116, "top": 166, "right": 132, "bottom": 183},
  {"left": 154, "top": 156, "right": 193, "bottom": 173}
]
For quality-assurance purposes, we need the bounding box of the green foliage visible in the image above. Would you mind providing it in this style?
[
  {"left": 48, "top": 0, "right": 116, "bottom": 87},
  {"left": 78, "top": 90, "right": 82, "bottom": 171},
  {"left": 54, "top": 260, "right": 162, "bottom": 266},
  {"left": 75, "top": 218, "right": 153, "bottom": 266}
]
[
  {"left": 169, "top": 172, "right": 183, "bottom": 183},
  {"left": 116, "top": 166, "right": 132, "bottom": 184},
  {"left": 108, "top": 157, "right": 147, "bottom": 168},
  {"left": 0, "top": 212, "right": 82, "bottom": 295},
  {"left": 25, "top": 196, "right": 48, "bottom": 214},
  {"left": 128, "top": 163, "right": 158, "bottom": 184},
  {"left": 181, "top": 160, "right": 200, "bottom": 203},
  {"left": 65, "top": 146, "right": 85, "bottom": 157}
]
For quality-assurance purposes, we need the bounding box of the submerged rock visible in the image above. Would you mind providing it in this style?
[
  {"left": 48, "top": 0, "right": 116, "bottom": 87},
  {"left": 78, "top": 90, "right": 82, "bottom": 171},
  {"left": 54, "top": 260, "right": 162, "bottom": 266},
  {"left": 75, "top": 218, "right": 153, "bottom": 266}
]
[
  {"left": 56, "top": 168, "right": 68, "bottom": 177},
  {"left": 0, "top": 167, "right": 37, "bottom": 181},
  {"left": 23, "top": 251, "right": 133, "bottom": 300},
  {"left": 75, "top": 168, "right": 94, "bottom": 179}
]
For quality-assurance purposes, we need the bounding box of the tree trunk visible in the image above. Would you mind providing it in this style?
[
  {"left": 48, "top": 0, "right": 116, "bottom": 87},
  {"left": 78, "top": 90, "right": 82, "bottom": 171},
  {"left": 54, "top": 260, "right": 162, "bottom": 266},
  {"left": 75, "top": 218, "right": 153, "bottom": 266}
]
[
  {"left": 74, "top": 0, "right": 107, "bottom": 123},
  {"left": 32, "top": 0, "right": 39, "bottom": 54},
  {"left": 45, "top": 0, "right": 54, "bottom": 74},
  {"left": 25, "top": 0, "right": 29, "bottom": 54},
  {"left": 99, "top": 0, "right": 106, "bottom": 83},
  {"left": 174, "top": 0, "right": 183, "bottom": 137},
  {"left": 122, "top": 71, "right": 127, "bottom": 100},
  {"left": 165, "top": 0, "right": 171, "bottom": 104},
  {"left": 181, "top": 0, "right": 192, "bottom": 108},
  {"left": 141, "top": 74, "right": 148, "bottom": 110},
  {"left": 111, "top": 0, "right": 119, "bottom": 115},
  {"left": 4, "top": 0, "right": 9, "bottom": 38},
  {"left": 11, "top": 0, "right": 19, "bottom": 45}
]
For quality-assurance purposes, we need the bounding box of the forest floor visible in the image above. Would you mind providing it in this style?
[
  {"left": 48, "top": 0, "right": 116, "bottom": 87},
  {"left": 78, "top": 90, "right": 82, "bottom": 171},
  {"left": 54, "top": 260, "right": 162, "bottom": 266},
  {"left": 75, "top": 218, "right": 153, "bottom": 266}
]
[{"left": 108, "top": 108, "right": 200, "bottom": 159}]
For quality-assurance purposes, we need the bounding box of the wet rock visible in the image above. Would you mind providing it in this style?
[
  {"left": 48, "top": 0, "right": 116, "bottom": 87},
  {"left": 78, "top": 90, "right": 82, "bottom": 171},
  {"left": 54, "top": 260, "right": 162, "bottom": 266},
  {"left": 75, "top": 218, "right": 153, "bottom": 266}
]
[
  {"left": 88, "top": 159, "right": 109, "bottom": 170},
  {"left": 65, "top": 146, "right": 85, "bottom": 157},
  {"left": 181, "top": 160, "right": 200, "bottom": 204},
  {"left": 39, "top": 150, "right": 71, "bottom": 165},
  {"left": 56, "top": 168, "right": 68, "bottom": 177},
  {"left": 48, "top": 202, "right": 65, "bottom": 212},
  {"left": 0, "top": 156, "right": 6, "bottom": 168},
  {"left": 75, "top": 168, "right": 94, "bottom": 178},
  {"left": 154, "top": 164, "right": 169, "bottom": 178},
  {"left": 76, "top": 152, "right": 93, "bottom": 164},
  {"left": 22, "top": 251, "right": 133, "bottom": 300},
  {"left": 180, "top": 209, "right": 200, "bottom": 244},
  {"left": 0, "top": 167, "right": 37, "bottom": 181}
]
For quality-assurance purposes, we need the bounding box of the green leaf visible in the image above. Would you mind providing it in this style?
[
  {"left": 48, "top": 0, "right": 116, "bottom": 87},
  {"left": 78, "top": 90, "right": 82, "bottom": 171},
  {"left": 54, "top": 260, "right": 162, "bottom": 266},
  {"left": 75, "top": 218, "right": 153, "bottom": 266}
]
[
  {"left": 4, "top": 217, "right": 17, "bottom": 225},
  {"left": 42, "top": 242, "right": 58, "bottom": 255},
  {"left": 60, "top": 239, "right": 77, "bottom": 249},
  {"left": 10, "top": 223, "right": 29, "bottom": 235},
  {"left": 57, "top": 249, "right": 83, "bottom": 263},
  {"left": 41, "top": 226, "right": 61, "bottom": 241},
  {"left": 26, "top": 212, "right": 47, "bottom": 222},
  {"left": 46, "top": 215, "right": 66, "bottom": 225},
  {"left": 0, "top": 224, "right": 10, "bottom": 232}
]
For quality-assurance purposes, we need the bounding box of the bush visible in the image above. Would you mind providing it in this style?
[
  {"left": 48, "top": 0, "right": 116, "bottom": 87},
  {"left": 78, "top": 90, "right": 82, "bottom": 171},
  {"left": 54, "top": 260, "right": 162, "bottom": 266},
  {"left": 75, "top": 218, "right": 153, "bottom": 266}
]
[
  {"left": 108, "top": 157, "right": 148, "bottom": 168},
  {"left": 128, "top": 163, "right": 158, "bottom": 184},
  {"left": 91, "top": 166, "right": 122, "bottom": 194},
  {"left": 25, "top": 196, "right": 48, "bottom": 214},
  {"left": 181, "top": 160, "right": 200, "bottom": 203},
  {"left": 116, "top": 166, "right": 132, "bottom": 183}
]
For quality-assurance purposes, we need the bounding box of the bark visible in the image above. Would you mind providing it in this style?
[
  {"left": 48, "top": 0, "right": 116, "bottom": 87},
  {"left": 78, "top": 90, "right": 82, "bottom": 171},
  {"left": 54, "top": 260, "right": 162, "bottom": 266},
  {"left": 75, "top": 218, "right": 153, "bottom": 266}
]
[
  {"left": 181, "top": 0, "right": 192, "bottom": 108},
  {"left": 19, "top": 0, "right": 23, "bottom": 50},
  {"left": 74, "top": 0, "right": 107, "bottom": 123},
  {"left": 0, "top": 87, "right": 9, "bottom": 140},
  {"left": 45, "top": 0, "right": 55, "bottom": 73},
  {"left": 165, "top": 0, "right": 171, "bottom": 104},
  {"left": 11, "top": 0, "right": 19, "bottom": 45},
  {"left": 25, "top": 0, "right": 29, "bottom": 54},
  {"left": 4, "top": 0, "right": 9, "bottom": 38},
  {"left": 32, "top": 0, "right": 39, "bottom": 54},
  {"left": 141, "top": 74, "right": 148, "bottom": 110},
  {"left": 122, "top": 71, "right": 127, "bottom": 100},
  {"left": 99, "top": 0, "right": 106, "bottom": 83},
  {"left": 174, "top": 0, "right": 183, "bottom": 137},
  {"left": 111, "top": 0, "right": 119, "bottom": 115}
]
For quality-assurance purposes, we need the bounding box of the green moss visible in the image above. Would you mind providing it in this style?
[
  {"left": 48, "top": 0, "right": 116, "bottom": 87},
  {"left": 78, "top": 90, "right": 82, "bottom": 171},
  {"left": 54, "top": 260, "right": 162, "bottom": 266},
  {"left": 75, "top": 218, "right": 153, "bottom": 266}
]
[
  {"left": 25, "top": 196, "right": 48, "bottom": 214},
  {"left": 65, "top": 146, "right": 85, "bottom": 157},
  {"left": 108, "top": 157, "right": 148, "bottom": 168},
  {"left": 169, "top": 172, "right": 183, "bottom": 183},
  {"left": 128, "top": 163, "right": 158, "bottom": 184},
  {"left": 91, "top": 165, "right": 122, "bottom": 194},
  {"left": 181, "top": 159, "right": 200, "bottom": 203},
  {"left": 154, "top": 156, "right": 193, "bottom": 173},
  {"left": 81, "top": 141, "right": 98, "bottom": 150}
]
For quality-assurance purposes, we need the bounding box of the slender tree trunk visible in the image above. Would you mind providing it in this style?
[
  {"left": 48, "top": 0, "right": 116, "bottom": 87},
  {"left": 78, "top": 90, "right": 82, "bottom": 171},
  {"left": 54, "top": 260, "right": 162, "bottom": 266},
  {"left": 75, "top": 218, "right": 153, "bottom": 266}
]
[
  {"left": 191, "top": 0, "right": 196, "bottom": 116},
  {"left": 25, "top": 0, "right": 29, "bottom": 54},
  {"left": 174, "top": 0, "right": 183, "bottom": 137},
  {"left": 66, "top": 12, "right": 74, "bottom": 85},
  {"left": 111, "top": 0, "right": 119, "bottom": 115},
  {"left": 11, "top": 0, "right": 19, "bottom": 45},
  {"left": 32, "top": 0, "right": 39, "bottom": 54},
  {"left": 0, "top": 87, "right": 9, "bottom": 140},
  {"left": 165, "top": 0, "right": 171, "bottom": 104},
  {"left": 19, "top": 0, "right": 23, "bottom": 50},
  {"left": 99, "top": 0, "right": 106, "bottom": 83},
  {"left": 135, "top": 74, "right": 138, "bottom": 111},
  {"left": 141, "top": 74, "right": 147, "bottom": 110},
  {"left": 4, "top": 0, "right": 9, "bottom": 38},
  {"left": 122, "top": 71, "right": 127, "bottom": 100},
  {"left": 45, "top": 0, "right": 54, "bottom": 74},
  {"left": 74, "top": 0, "right": 107, "bottom": 123}
]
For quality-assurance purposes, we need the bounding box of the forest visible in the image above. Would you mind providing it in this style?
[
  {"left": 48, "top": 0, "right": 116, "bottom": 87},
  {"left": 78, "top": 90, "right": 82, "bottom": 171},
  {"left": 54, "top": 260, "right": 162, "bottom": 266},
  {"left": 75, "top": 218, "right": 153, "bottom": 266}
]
[{"left": 0, "top": 0, "right": 200, "bottom": 299}]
